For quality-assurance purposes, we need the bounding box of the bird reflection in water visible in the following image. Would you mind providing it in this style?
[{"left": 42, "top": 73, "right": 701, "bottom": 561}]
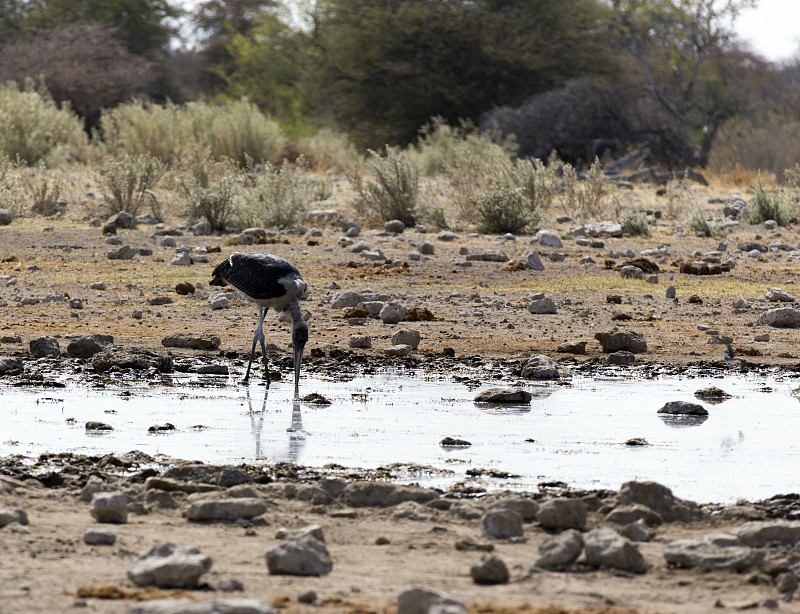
[{"left": 246, "top": 387, "right": 306, "bottom": 463}]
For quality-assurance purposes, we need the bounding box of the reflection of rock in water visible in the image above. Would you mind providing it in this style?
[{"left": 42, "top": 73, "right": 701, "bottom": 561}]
[
  {"left": 657, "top": 413, "right": 709, "bottom": 428},
  {"left": 694, "top": 386, "right": 732, "bottom": 405},
  {"left": 720, "top": 430, "right": 745, "bottom": 454}
]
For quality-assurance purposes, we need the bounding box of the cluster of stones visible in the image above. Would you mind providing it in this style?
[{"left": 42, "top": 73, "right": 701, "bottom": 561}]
[{"left": 4, "top": 466, "right": 798, "bottom": 614}]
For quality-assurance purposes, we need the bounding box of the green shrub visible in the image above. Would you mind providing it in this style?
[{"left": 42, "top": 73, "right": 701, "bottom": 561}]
[
  {"left": 622, "top": 209, "right": 650, "bottom": 237},
  {"left": 743, "top": 176, "right": 790, "bottom": 226},
  {"left": 101, "top": 153, "right": 164, "bottom": 216},
  {"left": 349, "top": 147, "right": 419, "bottom": 226},
  {"left": 184, "top": 177, "right": 237, "bottom": 231},
  {"left": 476, "top": 184, "right": 531, "bottom": 234},
  {"left": 0, "top": 79, "right": 87, "bottom": 166},
  {"left": 240, "top": 158, "right": 321, "bottom": 230}
]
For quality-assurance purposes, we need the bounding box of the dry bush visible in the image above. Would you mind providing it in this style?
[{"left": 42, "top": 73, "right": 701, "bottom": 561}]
[
  {"left": 101, "top": 99, "right": 285, "bottom": 168},
  {"left": 101, "top": 153, "right": 165, "bottom": 216},
  {"left": 482, "top": 79, "right": 694, "bottom": 167},
  {"left": 349, "top": 147, "right": 419, "bottom": 226},
  {"left": 0, "top": 155, "right": 27, "bottom": 215},
  {"left": 556, "top": 158, "right": 620, "bottom": 221},
  {"left": 297, "top": 129, "right": 358, "bottom": 173},
  {"left": 413, "top": 117, "right": 516, "bottom": 177},
  {"left": 709, "top": 115, "right": 800, "bottom": 182},
  {"left": 239, "top": 158, "right": 320, "bottom": 230}
]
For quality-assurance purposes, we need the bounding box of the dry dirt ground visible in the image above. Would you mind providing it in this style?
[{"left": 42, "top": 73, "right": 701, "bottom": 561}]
[{"left": 1, "top": 187, "right": 800, "bottom": 614}]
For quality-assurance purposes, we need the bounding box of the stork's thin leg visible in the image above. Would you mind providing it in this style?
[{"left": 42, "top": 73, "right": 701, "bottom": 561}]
[
  {"left": 259, "top": 325, "right": 269, "bottom": 387},
  {"left": 243, "top": 307, "right": 267, "bottom": 383}
]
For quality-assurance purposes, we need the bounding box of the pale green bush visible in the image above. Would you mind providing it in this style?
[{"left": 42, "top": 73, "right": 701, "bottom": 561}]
[
  {"left": 298, "top": 129, "right": 358, "bottom": 173},
  {"left": 413, "top": 116, "right": 516, "bottom": 177},
  {"left": 743, "top": 176, "right": 791, "bottom": 226},
  {"left": 101, "top": 99, "right": 285, "bottom": 167},
  {"left": 101, "top": 153, "right": 164, "bottom": 216},
  {"left": 0, "top": 79, "right": 87, "bottom": 165},
  {"left": 349, "top": 147, "right": 419, "bottom": 226}
]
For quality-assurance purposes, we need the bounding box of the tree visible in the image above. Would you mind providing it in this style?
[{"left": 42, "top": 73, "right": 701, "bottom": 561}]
[
  {"left": 310, "top": 0, "right": 618, "bottom": 147},
  {"left": 0, "top": 24, "right": 155, "bottom": 131},
  {"left": 22, "top": 0, "right": 181, "bottom": 57},
  {"left": 611, "top": 0, "right": 758, "bottom": 166},
  {"left": 191, "top": 0, "right": 278, "bottom": 93}
]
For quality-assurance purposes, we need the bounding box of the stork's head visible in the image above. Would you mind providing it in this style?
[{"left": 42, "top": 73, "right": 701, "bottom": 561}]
[{"left": 292, "top": 319, "right": 309, "bottom": 394}]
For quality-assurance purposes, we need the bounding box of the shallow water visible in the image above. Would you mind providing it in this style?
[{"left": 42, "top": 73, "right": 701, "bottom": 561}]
[{"left": 1, "top": 371, "right": 798, "bottom": 504}]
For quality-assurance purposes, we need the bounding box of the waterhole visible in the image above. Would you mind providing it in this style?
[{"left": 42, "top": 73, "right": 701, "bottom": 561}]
[{"left": 1, "top": 371, "right": 797, "bottom": 504}]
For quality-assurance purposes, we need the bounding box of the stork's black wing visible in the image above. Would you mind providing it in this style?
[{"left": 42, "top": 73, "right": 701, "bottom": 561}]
[{"left": 210, "top": 253, "right": 302, "bottom": 300}]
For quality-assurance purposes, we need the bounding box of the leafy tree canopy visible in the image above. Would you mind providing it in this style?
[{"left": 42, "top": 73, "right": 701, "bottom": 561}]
[{"left": 309, "top": 0, "right": 619, "bottom": 147}]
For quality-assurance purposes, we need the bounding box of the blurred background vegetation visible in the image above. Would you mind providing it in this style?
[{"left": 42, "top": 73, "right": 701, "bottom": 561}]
[
  {"left": 1, "top": 0, "right": 800, "bottom": 234},
  {"left": 0, "top": 0, "right": 797, "bottom": 174}
]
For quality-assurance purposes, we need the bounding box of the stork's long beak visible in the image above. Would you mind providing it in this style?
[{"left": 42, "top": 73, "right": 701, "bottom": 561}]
[{"left": 293, "top": 341, "right": 305, "bottom": 395}]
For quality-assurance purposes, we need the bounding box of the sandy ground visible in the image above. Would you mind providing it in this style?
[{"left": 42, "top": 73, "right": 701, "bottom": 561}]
[{"left": 1, "top": 189, "right": 800, "bottom": 614}]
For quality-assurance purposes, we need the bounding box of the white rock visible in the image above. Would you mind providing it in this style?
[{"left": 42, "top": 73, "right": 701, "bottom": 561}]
[
  {"left": 265, "top": 535, "right": 332, "bottom": 576},
  {"left": 379, "top": 303, "right": 406, "bottom": 324},
  {"left": 391, "top": 329, "right": 420, "bottom": 349},
  {"left": 584, "top": 527, "right": 647, "bottom": 573},
  {"left": 397, "top": 586, "right": 467, "bottom": 614},
  {"left": 536, "top": 229, "right": 563, "bottom": 247},
  {"left": 90, "top": 491, "right": 128, "bottom": 524},
  {"left": 128, "top": 543, "right": 212, "bottom": 588}
]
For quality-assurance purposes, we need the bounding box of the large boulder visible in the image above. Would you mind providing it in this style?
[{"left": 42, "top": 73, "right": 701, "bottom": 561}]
[
  {"left": 757, "top": 307, "right": 800, "bottom": 328},
  {"left": 594, "top": 331, "right": 647, "bottom": 354},
  {"left": 127, "top": 543, "right": 212, "bottom": 588},
  {"left": 265, "top": 535, "right": 332, "bottom": 576},
  {"left": 536, "top": 498, "right": 587, "bottom": 530},
  {"left": 341, "top": 482, "right": 438, "bottom": 507},
  {"left": 532, "top": 529, "right": 584, "bottom": 570},
  {"left": 664, "top": 533, "right": 762, "bottom": 571},
  {"left": 584, "top": 527, "right": 647, "bottom": 573},
  {"left": 616, "top": 480, "right": 702, "bottom": 523}
]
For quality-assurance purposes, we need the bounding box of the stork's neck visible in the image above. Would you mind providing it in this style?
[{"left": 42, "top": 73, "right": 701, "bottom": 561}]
[{"left": 289, "top": 298, "right": 304, "bottom": 324}]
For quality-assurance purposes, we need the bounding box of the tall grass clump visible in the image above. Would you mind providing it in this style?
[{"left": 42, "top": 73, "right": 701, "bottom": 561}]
[
  {"left": 349, "top": 147, "right": 419, "bottom": 226},
  {"left": 0, "top": 155, "right": 27, "bottom": 215},
  {"left": 101, "top": 99, "right": 285, "bottom": 168},
  {"left": 662, "top": 179, "right": 695, "bottom": 220},
  {"left": 413, "top": 116, "right": 516, "bottom": 177},
  {"left": 298, "top": 129, "right": 358, "bottom": 173},
  {"left": 687, "top": 206, "right": 725, "bottom": 237},
  {"left": 186, "top": 99, "right": 285, "bottom": 167},
  {"left": 0, "top": 79, "right": 87, "bottom": 166},
  {"left": 785, "top": 164, "right": 800, "bottom": 189},
  {"left": 101, "top": 152, "right": 164, "bottom": 216},
  {"left": 743, "top": 175, "right": 791, "bottom": 226},
  {"left": 556, "top": 157, "right": 619, "bottom": 221},
  {"left": 240, "top": 158, "right": 318, "bottom": 230}
]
